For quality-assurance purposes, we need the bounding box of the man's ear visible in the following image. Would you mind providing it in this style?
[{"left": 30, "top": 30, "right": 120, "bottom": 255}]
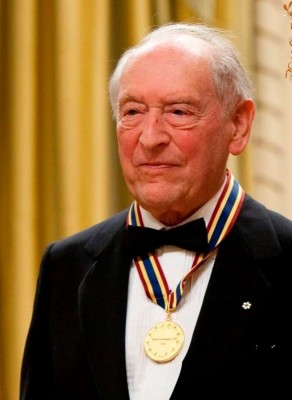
[{"left": 229, "top": 99, "right": 255, "bottom": 155}]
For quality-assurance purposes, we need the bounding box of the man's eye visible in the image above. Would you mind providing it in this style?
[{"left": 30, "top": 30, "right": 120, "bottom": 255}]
[
  {"left": 172, "top": 109, "right": 185, "bottom": 116},
  {"left": 127, "top": 109, "right": 139, "bottom": 116},
  {"left": 167, "top": 108, "right": 190, "bottom": 119},
  {"left": 166, "top": 106, "right": 190, "bottom": 117},
  {"left": 119, "top": 107, "right": 144, "bottom": 128},
  {"left": 164, "top": 107, "right": 198, "bottom": 127}
]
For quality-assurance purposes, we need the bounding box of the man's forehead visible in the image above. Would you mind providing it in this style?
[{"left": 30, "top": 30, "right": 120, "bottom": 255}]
[
  {"left": 122, "top": 38, "right": 212, "bottom": 77},
  {"left": 135, "top": 35, "right": 213, "bottom": 59}
]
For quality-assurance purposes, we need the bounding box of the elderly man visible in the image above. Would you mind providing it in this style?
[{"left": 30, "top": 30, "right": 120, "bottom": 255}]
[{"left": 20, "top": 22, "right": 292, "bottom": 399}]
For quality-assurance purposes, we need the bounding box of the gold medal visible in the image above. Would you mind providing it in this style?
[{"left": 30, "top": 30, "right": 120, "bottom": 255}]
[{"left": 144, "top": 319, "right": 184, "bottom": 363}]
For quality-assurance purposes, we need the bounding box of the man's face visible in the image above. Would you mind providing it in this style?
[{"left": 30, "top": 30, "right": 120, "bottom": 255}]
[{"left": 116, "top": 41, "right": 245, "bottom": 225}]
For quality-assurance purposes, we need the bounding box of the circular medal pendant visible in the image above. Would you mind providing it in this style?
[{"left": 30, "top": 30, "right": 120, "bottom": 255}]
[{"left": 144, "top": 320, "right": 185, "bottom": 363}]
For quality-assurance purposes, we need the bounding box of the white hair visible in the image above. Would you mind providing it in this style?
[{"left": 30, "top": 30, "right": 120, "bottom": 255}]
[{"left": 109, "top": 22, "right": 253, "bottom": 118}]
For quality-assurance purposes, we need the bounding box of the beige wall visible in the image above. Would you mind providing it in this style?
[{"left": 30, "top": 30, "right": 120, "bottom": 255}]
[{"left": 252, "top": 0, "right": 292, "bottom": 218}]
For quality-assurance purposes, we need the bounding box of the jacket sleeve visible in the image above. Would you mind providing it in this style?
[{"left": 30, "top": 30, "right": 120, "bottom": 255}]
[{"left": 20, "top": 244, "right": 55, "bottom": 400}]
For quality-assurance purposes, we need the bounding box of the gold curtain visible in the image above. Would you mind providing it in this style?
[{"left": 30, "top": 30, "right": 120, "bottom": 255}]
[{"left": 0, "top": 1, "right": 253, "bottom": 398}]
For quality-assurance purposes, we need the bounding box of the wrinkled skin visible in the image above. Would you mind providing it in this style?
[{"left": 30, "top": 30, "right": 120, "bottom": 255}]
[{"left": 116, "top": 38, "right": 255, "bottom": 226}]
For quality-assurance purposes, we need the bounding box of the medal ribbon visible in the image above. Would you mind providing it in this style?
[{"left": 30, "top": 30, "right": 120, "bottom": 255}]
[{"left": 127, "top": 170, "right": 244, "bottom": 312}]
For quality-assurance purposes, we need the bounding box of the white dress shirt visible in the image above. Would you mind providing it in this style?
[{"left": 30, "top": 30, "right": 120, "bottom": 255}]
[{"left": 126, "top": 185, "right": 225, "bottom": 399}]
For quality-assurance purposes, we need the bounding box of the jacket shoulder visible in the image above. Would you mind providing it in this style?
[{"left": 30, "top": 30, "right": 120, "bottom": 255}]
[
  {"left": 48, "top": 208, "right": 129, "bottom": 255},
  {"left": 236, "top": 194, "right": 292, "bottom": 255}
]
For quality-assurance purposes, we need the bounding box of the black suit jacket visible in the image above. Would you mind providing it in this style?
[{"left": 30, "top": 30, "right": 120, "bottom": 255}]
[{"left": 20, "top": 195, "right": 292, "bottom": 399}]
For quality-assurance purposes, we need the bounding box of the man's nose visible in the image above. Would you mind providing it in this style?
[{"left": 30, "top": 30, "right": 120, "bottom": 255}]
[{"left": 139, "top": 109, "right": 170, "bottom": 147}]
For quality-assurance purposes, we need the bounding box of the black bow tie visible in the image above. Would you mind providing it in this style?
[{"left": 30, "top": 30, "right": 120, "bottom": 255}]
[{"left": 126, "top": 218, "right": 208, "bottom": 257}]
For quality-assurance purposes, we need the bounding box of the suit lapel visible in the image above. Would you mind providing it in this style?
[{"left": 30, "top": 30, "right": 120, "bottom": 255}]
[
  {"left": 78, "top": 224, "right": 131, "bottom": 399},
  {"left": 176, "top": 196, "right": 280, "bottom": 384},
  {"left": 186, "top": 233, "right": 269, "bottom": 366}
]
